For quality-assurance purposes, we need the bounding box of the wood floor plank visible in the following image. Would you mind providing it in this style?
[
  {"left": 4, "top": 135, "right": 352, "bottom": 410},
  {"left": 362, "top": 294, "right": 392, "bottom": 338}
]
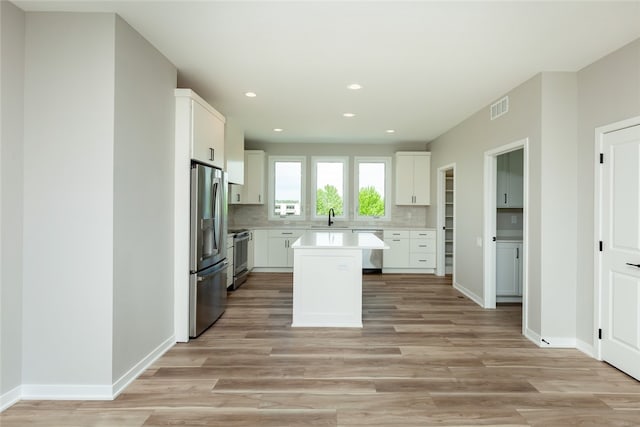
[{"left": 2, "top": 272, "right": 639, "bottom": 427}]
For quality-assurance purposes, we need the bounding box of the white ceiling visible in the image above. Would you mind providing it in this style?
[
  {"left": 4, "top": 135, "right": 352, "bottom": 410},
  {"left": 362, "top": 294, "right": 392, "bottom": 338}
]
[{"left": 14, "top": 1, "right": 640, "bottom": 145}]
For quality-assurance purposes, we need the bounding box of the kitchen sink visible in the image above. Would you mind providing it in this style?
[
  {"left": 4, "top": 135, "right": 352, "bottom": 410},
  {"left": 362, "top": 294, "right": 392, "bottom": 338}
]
[{"left": 310, "top": 225, "right": 350, "bottom": 229}]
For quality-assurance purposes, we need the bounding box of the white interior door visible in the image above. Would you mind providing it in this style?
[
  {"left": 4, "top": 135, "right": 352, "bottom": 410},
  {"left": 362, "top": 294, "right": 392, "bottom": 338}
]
[{"left": 601, "top": 124, "right": 640, "bottom": 381}]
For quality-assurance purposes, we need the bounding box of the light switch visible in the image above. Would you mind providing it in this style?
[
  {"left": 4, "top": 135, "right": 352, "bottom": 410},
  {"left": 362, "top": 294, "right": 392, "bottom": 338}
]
[{"left": 476, "top": 237, "right": 482, "bottom": 247}]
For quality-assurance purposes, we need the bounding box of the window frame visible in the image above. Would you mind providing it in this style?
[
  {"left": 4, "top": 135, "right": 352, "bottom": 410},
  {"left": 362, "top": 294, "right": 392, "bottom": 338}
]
[
  {"left": 353, "top": 156, "right": 392, "bottom": 221},
  {"left": 311, "top": 156, "right": 349, "bottom": 220},
  {"left": 268, "top": 155, "right": 307, "bottom": 221}
]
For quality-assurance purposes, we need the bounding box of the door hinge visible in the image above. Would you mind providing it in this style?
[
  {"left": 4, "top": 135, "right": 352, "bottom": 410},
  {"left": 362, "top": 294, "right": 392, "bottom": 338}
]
[
  {"left": 599, "top": 241, "right": 603, "bottom": 252},
  {"left": 598, "top": 328, "right": 602, "bottom": 340},
  {"left": 599, "top": 153, "right": 604, "bottom": 164}
]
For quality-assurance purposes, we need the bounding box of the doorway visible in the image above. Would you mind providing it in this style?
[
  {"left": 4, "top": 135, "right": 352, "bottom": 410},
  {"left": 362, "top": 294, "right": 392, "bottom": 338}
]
[
  {"left": 436, "top": 164, "right": 455, "bottom": 281},
  {"left": 595, "top": 118, "right": 640, "bottom": 381},
  {"left": 483, "top": 139, "right": 529, "bottom": 333}
]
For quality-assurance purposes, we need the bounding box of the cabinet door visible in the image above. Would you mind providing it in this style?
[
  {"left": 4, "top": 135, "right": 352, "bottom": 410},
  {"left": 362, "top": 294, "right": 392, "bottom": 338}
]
[
  {"left": 412, "top": 154, "right": 431, "bottom": 205},
  {"left": 496, "top": 243, "right": 520, "bottom": 296},
  {"left": 229, "top": 184, "right": 243, "bottom": 204},
  {"left": 253, "top": 230, "right": 268, "bottom": 267},
  {"left": 496, "top": 153, "right": 509, "bottom": 208},
  {"left": 395, "top": 155, "right": 415, "bottom": 205},
  {"left": 267, "top": 237, "right": 289, "bottom": 267},
  {"left": 383, "top": 238, "right": 410, "bottom": 268},
  {"left": 192, "top": 99, "right": 225, "bottom": 169},
  {"left": 247, "top": 231, "right": 255, "bottom": 271},
  {"left": 245, "top": 151, "right": 265, "bottom": 204},
  {"left": 507, "top": 150, "right": 523, "bottom": 208}
]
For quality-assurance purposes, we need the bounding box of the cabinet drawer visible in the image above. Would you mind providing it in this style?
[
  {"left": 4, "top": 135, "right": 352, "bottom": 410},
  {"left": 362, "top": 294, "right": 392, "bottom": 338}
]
[
  {"left": 268, "top": 229, "right": 304, "bottom": 238},
  {"left": 410, "top": 230, "right": 436, "bottom": 239},
  {"left": 383, "top": 230, "right": 409, "bottom": 239},
  {"left": 409, "top": 253, "right": 436, "bottom": 269},
  {"left": 410, "top": 238, "right": 436, "bottom": 253}
]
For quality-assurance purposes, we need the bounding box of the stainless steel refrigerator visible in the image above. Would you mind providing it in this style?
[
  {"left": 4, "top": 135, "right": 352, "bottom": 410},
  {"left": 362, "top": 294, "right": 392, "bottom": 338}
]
[{"left": 190, "top": 162, "right": 228, "bottom": 338}]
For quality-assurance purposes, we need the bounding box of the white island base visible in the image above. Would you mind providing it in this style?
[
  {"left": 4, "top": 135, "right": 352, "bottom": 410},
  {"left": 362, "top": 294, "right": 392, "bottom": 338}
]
[{"left": 291, "top": 231, "right": 387, "bottom": 328}]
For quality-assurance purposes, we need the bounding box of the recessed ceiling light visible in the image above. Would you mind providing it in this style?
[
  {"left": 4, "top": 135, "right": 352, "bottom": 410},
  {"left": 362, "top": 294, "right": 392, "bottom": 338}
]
[
  {"left": 343, "top": 113, "right": 356, "bottom": 118},
  {"left": 386, "top": 129, "right": 395, "bottom": 134},
  {"left": 245, "top": 91, "right": 257, "bottom": 98},
  {"left": 273, "top": 128, "right": 283, "bottom": 132},
  {"left": 347, "top": 83, "right": 362, "bottom": 90}
]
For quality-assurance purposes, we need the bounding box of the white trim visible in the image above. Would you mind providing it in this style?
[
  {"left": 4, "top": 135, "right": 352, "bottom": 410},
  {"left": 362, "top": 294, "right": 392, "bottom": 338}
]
[
  {"left": 382, "top": 268, "right": 435, "bottom": 274},
  {"left": 453, "top": 281, "right": 484, "bottom": 308},
  {"left": 524, "top": 327, "right": 542, "bottom": 346},
  {"left": 21, "top": 384, "right": 113, "bottom": 401},
  {"left": 0, "top": 385, "right": 22, "bottom": 412},
  {"left": 111, "top": 335, "right": 175, "bottom": 398},
  {"left": 577, "top": 339, "right": 595, "bottom": 357},
  {"left": 482, "top": 139, "right": 529, "bottom": 339},
  {"left": 252, "top": 267, "right": 293, "bottom": 273},
  {"left": 19, "top": 336, "right": 175, "bottom": 402},
  {"left": 593, "top": 115, "right": 640, "bottom": 362},
  {"left": 436, "top": 163, "right": 456, "bottom": 278},
  {"left": 538, "top": 337, "right": 577, "bottom": 348},
  {"left": 268, "top": 155, "right": 307, "bottom": 221},
  {"left": 310, "top": 156, "right": 349, "bottom": 220},
  {"left": 354, "top": 156, "right": 392, "bottom": 221}
]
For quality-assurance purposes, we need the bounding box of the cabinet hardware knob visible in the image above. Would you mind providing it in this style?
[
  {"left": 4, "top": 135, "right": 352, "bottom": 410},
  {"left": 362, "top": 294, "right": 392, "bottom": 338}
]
[
  {"left": 209, "top": 147, "right": 214, "bottom": 161},
  {"left": 504, "top": 193, "right": 507, "bottom": 204},
  {"left": 626, "top": 262, "right": 640, "bottom": 268}
]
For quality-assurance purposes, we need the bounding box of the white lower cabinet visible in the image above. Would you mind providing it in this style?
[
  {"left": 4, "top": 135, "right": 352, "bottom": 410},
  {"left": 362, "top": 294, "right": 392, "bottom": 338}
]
[
  {"left": 496, "top": 241, "right": 522, "bottom": 296},
  {"left": 268, "top": 230, "right": 304, "bottom": 267},
  {"left": 247, "top": 230, "right": 255, "bottom": 271},
  {"left": 226, "top": 235, "right": 234, "bottom": 288},
  {"left": 383, "top": 229, "right": 436, "bottom": 272},
  {"left": 251, "top": 229, "right": 304, "bottom": 269},
  {"left": 252, "top": 229, "right": 268, "bottom": 267}
]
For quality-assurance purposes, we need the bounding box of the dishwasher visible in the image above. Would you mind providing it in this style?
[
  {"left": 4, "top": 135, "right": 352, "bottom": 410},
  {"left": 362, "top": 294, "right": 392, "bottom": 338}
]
[{"left": 352, "top": 229, "right": 383, "bottom": 273}]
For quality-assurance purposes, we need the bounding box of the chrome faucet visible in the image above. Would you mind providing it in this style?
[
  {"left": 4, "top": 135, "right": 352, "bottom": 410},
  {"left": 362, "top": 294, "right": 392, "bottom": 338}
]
[{"left": 328, "top": 208, "right": 335, "bottom": 226}]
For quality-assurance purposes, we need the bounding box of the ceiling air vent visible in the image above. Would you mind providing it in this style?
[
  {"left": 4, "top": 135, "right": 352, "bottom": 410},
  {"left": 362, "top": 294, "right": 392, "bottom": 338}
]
[{"left": 490, "top": 96, "right": 509, "bottom": 120}]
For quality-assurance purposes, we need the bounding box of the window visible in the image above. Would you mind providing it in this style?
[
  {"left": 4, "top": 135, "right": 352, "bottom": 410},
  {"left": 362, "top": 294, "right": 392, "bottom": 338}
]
[
  {"left": 354, "top": 157, "right": 391, "bottom": 220},
  {"left": 269, "top": 156, "right": 306, "bottom": 220},
  {"left": 311, "top": 157, "right": 348, "bottom": 219}
]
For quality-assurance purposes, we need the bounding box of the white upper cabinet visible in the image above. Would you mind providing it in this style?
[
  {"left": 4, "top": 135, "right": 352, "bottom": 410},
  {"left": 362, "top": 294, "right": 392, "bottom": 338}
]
[
  {"left": 395, "top": 152, "right": 431, "bottom": 205},
  {"left": 225, "top": 120, "right": 245, "bottom": 184},
  {"left": 496, "top": 149, "right": 523, "bottom": 208},
  {"left": 229, "top": 150, "right": 265, "bottom": 205},
  {"left": 175, "top": 89, "right": 225, "bottom": 169}
]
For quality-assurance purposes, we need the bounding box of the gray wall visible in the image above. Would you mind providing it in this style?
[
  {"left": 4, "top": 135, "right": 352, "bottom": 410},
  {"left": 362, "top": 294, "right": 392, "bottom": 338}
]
[
  {"left": 231, "top": 141, "right": 432, "bottom": 228},
  {"left": 23, "top": 12, "right": 116, "bottom": 386},
  {"left": 576, "top": 39, "right": 640, "bottom": 348},
  {"left": 0, "top": 0, "right": 25, "bottom": 400},
  {"left": 427, "top": 74, "right": 543, "bottom": 333},
  {"left": 20, "top": 10, "right": 178, "bottom": 393},
  {"left": 112, "top": 16, "right": 177, "bottom": 382}
]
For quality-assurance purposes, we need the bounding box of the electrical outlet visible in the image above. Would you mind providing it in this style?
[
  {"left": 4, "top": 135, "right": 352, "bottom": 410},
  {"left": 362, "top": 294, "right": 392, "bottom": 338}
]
[
  {"left": 476, "top": 237, "right": 482, "bottom": 247},
  {"left": 511, "top": 215, "right": 517, "bottom": 224}
]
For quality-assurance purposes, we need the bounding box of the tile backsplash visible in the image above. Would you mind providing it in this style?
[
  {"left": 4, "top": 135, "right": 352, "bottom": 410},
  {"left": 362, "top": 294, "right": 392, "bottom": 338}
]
[{"left": 229, "top": 204, "right": 430, "bottom": 229}]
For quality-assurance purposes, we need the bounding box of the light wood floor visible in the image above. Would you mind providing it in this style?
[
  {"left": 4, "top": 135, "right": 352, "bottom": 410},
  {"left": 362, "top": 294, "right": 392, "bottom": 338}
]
[{"left": 3, "top": 273, "right": 639, "bottom": 426}]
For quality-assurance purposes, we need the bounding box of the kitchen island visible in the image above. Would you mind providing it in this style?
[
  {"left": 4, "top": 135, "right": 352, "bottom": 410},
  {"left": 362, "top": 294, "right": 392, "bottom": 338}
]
[{"left": 290, "top": 230, "right": 388, "bottom": 327}]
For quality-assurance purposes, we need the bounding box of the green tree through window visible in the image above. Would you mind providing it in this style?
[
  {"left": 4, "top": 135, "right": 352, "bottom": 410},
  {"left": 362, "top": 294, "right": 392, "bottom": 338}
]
[
  {"left": 358, "top": 186, "right": 384, "bottom": 216},
  {"left": 316, "top": 184, "right": 343, "bottom": 215}
]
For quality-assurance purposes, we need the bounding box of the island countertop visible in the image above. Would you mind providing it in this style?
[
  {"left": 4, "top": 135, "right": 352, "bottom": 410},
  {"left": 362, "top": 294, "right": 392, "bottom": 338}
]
[{"left": 291, "top": 230, "right": 389, "bottom": 250}]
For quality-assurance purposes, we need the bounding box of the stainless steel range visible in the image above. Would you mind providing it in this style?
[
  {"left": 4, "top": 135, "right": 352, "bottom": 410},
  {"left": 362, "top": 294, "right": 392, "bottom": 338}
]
[{"left": 228, "top": 229, "right": 250, "bottom": 289}]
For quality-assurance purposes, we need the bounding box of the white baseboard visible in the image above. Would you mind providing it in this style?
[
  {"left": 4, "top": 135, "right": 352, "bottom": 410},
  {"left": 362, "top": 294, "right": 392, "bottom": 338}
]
[
  {"left": 524, "top": 327, "right": 542, "bottom": 346},
  {"left": 576, "top": 338, "right": 595, "bottom": 357},
  {"left": 20, "top": 335, "right": 175, "bottom": 402},
  {"left": 252, "top": 267, "right": 293, "bottom": 273},
  {"left": 382, "top": 268, "right": 436, "bottom": 274},
  {"left": 0, "top": 385, "right": 22, "bottom": 412},
  {"left": 539, "top": 337, "right": 577, "bottom": 348},
  {"left": 453, "top": 281, "right": 484, "bottom": 307},
  {"left": 21, "top": 384, "right": 113, "bottom": 401},
  {"left": 111, "top": 334, "right": 175, "bottom": 398}
]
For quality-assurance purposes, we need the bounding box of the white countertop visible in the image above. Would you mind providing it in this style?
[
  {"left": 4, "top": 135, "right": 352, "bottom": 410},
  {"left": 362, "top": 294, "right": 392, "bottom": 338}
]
[{"left": 291, "top": 231, "right": 389, "bottom": 250}]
